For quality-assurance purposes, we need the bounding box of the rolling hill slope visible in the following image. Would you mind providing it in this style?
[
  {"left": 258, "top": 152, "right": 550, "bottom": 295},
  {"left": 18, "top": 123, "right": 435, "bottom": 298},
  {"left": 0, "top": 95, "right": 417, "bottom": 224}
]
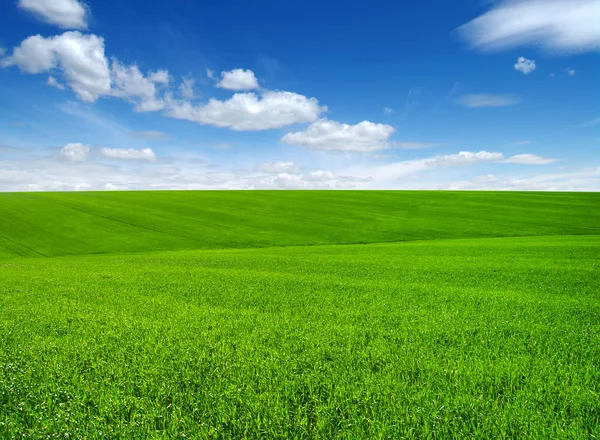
[{"left": 1, "top": 191, "right": 599, "bottom": 257}]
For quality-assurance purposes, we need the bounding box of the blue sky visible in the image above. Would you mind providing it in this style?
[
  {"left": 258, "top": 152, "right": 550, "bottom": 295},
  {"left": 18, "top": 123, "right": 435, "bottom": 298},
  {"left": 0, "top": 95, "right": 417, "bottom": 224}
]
[{"left": 0, "top": 0, "right": 598, "bottom": 190}]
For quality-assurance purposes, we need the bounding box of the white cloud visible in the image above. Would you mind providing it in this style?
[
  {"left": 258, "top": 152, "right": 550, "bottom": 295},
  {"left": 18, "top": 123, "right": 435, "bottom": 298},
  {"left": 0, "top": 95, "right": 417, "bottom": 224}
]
[
  {"left": 426, "top": 151, "right": 504, "bottom": 167},
  {"left": 514, "top": 57, "right": 536, "bottom": 74},
  {"left": 104, "top": 183, "right": 128, "bottom": 190},
  {"left": 383, "top": 107, "right": 394, "bottom": 115},
  {"left": 60, "top": 143, "right": 90, "bottom": 161},
  {"left": 149, "top": 70, "right": 170, "bottom": 85},
  {"left": 392, "top": 141, "right": 441, "bottom": 150},
  {"left": 216, "top": 69, "right": 259, "bottom": 91},
  {"left": 349, "top": 150, "right": 505, "bottom": 182},
  {"left": 457, "top": 0, "right": 600, "bottom": 53},
  {"left": 2, "top": 32, "right": 111, "bottom": 102},
  {"left": 100, "top": 147, "right": 156, "bottom": 161},
  {"left": 457, "top": 94, "right": 520, "bottom": 108},
  {"left": 47, "top": 75, "right": 65, "bottom": 90},
  {"left": 206, "top": 69, "right": 214, "bottom": 79},
  {"left": 471, "top": 174, "right": 498, "bottom": 183},
  {"left": 257, "top": 161, "right": 300, "bottom": 174},
  {"left": 133, "top": 130, "right": 169, "bottom": 140},
  {"left": 281, "top": 119, "right": 396, "bottom": 152},
  {"left": 166, "top": 91, "right": 325, "bottom": 130},
  {"left": 179, "top": 78, "right": 195, "bottom": 100},
  {"left": 3, "top": 34, "right": 324, "bottom": 132},
  {"left": 2, "top": 32, "right": 168, "bottom": 109},
  {"left": 509, "top": 140, "right": 532, "bottom": 146},
  {"left": 568, "top": 68, "right": 576, "bottom": 76},
  {"left": 441, "top": 168, "right": 600, "bottom": 191},
  {"left": 272, "top": 173, "right": 305, "bottom": 189},
  {"left": 18, "top": 0, "right": 88, "bottom": 30},
  {"left": 504, "top": 154, "right": 559, "bottom": 164},
  {"left": 303, "top": 170, "right": 336, "bottom": 181},
  {"left": 249, "top": 171, "right": 366, "bottom": 190},
  {"left": 0, "top": 169, "right": 34, "bottom": 183},
  {"left": 110, "top": 60, "right": 165, "bottom": 112},
  {"left": 182, "top": 172, "right": 237, "bottom": 185}
]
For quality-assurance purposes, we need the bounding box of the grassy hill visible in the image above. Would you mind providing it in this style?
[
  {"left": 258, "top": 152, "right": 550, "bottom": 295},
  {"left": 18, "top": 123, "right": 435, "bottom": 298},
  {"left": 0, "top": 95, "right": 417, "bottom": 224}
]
[
  {"left": 1, "top": 235, "right": 599, "bottom": 438},
  {"left": 1, "top": 191, "right": 599, "bottom": 438},
  {"left": 1, "top": 191, "right": 599, "bottom": 257}
]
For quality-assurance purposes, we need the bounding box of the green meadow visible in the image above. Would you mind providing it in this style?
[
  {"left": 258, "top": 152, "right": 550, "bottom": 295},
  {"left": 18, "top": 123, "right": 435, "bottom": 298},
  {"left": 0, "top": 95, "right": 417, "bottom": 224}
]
[{"left": 1, "top": 191, "right": 599, "bottom": 438}]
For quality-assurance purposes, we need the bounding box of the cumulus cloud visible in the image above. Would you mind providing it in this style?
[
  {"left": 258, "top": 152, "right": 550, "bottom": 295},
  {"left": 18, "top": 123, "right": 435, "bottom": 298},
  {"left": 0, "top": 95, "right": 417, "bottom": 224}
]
[
  {"left": 179, "top": 78, "right": 196, "bottom": 100},
  {"left": 504, "top": 154, "right": 559, "bottom": 164},
  {"left": 60, "top": 143, "right": 90, "bottom": 161},
  {"left": 18, "top": 0, "right": 88, "bottom": 30},
  {"left": 514, "top": 57, "right": 536, "bottom": 74},
  {"left": 110, "top": 60, "right": 166, "bottom": 112},
  {"left": 2, "top": 32, "right": 111, "bottom": 102},
  {"left": 2, "top": 32, "right": 325, "bottom": 131},
  {"left": 100, "top": 147, "right": 156, "bottom": 161},
  {"left": 2, "top": 32, "right": 167, "bottom": 109},
  {"left": 149, "top": 70, "right": 170, "bottom": 85},
  {"left": 426, "top": 151, "right": 504, "bottom": 167},
  {"left": 166, "top": 91, "right": 325, "bottom": 130},
  {"left": 281, "top": 119, "right": 396, "bottom": 152},
  {"left": 47, "top": 75, "right": 65, "bottom": 90},
  {"left": 257, "top": 161, "right": 300, "bottom": 174},
  {"left": 457, "top": 0, "right": 600, "bottom": 53},
  {"left": 457, "top": 94, "right": 520, "bottom": 108},
  {"left": 303, "top": 170, "right": 336, "bottom": 181},
  {"left": 216, "top": 69, "right": 259, "bottom": 91}
]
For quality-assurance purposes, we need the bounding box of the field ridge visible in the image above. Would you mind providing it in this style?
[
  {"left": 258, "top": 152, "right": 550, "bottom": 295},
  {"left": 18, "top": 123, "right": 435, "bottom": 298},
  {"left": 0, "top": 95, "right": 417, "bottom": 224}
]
[{"left": 1, "top": 190, "right": 599, "bottom": 258}]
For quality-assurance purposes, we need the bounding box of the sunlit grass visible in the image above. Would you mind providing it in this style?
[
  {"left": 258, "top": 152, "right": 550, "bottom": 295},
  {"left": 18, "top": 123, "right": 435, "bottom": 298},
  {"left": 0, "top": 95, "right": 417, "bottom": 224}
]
[{"left": 1, "top": 235, "right": 599, "bottom": 438}]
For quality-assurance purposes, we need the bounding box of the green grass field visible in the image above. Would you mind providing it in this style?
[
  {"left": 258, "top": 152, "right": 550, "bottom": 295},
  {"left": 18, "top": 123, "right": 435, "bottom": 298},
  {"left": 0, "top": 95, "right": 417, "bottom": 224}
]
[{"left": 1, "top": 191, "right": 599, "bottom": 438}]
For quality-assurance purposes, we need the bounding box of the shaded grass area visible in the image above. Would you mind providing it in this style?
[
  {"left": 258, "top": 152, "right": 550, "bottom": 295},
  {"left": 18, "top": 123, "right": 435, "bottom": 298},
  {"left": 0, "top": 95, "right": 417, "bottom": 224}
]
[
  {"left": 1, "top": 191, "right": 599, "bottom": 258},
  {"left": 1, "top": 235, "right": 599, "bottom": 438}
]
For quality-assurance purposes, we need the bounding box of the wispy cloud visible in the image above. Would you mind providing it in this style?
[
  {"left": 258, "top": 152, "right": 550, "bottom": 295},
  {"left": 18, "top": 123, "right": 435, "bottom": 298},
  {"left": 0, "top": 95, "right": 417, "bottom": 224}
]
[
  {"left": 392, "top": 142, "right": 442, "bottom": 150},
  {"left": 133, "top": 130, "right": 169, "bottom": 140},
  {"left": 504, "top": 154, "right": 559, "bottom": 165},
  {"left": 456, "top": 94, "right": 520, "bottom": 108},
  {"left": 100, "top": 147, "right": 157, "bottom": 161},
  {"left": 457, "top": 0, "right": 600, "bottom": 53},
  {"left": 581, "top": 117, "right": 600, "bottom": 127}
]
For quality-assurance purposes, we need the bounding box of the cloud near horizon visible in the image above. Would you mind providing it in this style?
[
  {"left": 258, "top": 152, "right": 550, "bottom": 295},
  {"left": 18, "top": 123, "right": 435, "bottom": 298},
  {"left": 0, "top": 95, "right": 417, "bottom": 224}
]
[{"left": 281, "top": 119, "right": 396, "bottom": 152}]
